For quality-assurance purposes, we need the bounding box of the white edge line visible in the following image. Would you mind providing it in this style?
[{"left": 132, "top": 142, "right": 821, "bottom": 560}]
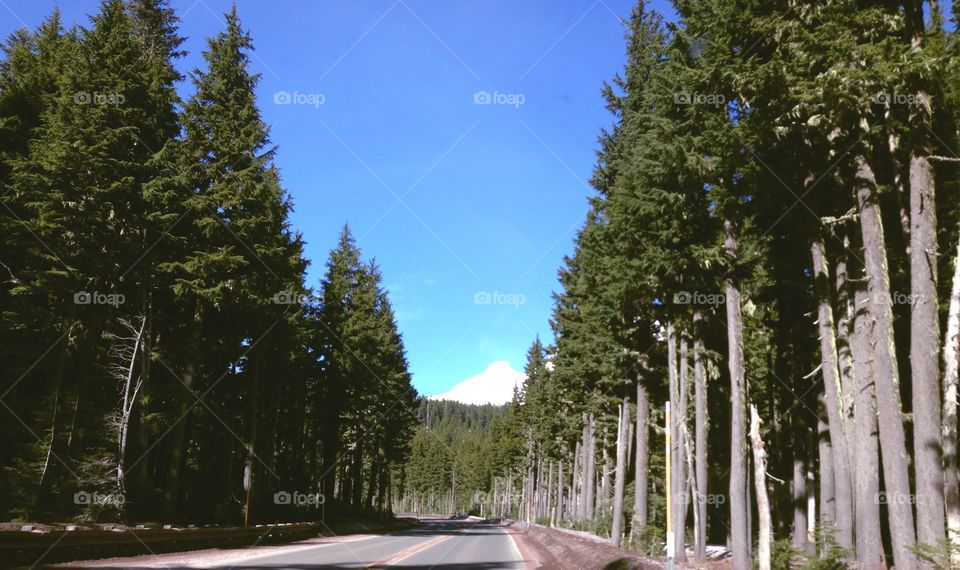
[
  {"left": 503, "top": 527, "right": 524, "bottom": 567},
  {"left": 188, "top": 534, "right": 378, "bottom": 568}
]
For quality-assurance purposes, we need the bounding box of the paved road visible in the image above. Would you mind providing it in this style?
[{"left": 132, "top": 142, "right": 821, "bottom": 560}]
[{"left": 62, "top": 518, "right": 527, "bottom": 569}]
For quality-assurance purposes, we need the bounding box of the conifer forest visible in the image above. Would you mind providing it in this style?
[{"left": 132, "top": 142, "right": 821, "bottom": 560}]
[{"left": 4, "top": 1, "right": 960, "bottom": 568}]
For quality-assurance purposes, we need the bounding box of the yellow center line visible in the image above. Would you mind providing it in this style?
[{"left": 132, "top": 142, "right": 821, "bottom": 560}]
[{"left": 366, "top": 532, "right": 457, "bottom": 568}]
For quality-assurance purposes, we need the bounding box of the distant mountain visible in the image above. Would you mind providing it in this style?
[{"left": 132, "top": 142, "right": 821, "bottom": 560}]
[{"left": 429, "top": 360, "right": 524, "bottom": 405}]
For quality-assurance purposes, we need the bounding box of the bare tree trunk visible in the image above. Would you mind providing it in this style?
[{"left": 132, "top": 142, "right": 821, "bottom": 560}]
[
  {"left": 611, "top": 397, "right": 629, "bottom": 547},
  {"left": 670, "top": 324, "right": 688, "bottom": 562},
  {"left": 573, "top": 439, "right": 582, "bottom": 520},
  {"left": 165, "top": 303, "right": 202, "bottom": 519},
  {"left": 724, "top": 217, "right": 750, "bottom": 570},
  {"left": 792, "top": 449, "right": 808, "bottom": 551},
  {"left": 856, "top": 155, "right": 917, "bottom": 570},
  {"left": 579, "top": 421, "right": 588, "bottom": 520},
  {"left": 546, "top": 460, "right": 554, "bottom": 524},
  {"left": 585, "top": 414, "right": 596, "bottom": 521},
  {"left": 835, "top": 235, "right": 857, "bottom": 467},
  {"left": 552, "top": 460, "right": 560, "bottom": 526},
  {"left": 810, "top": 236, "right": 854, "bottom": 549},
  {"left": 852, "top": 266, "right": 885, "bottom": 569},
  {"left": 33, "top": 318, "right": 72, "bottom": 517},
  {"left": 110, "top": 317, "right": 146, "bottom": 494},
  {"left": 632, "top": 380, "right": 649, "bottom": 537},
  {"left": 694, "top": 312, "right": 708, "bottom": 562},
  {"left": 944, "top": 232, "right": 960, "bottom": 557},
  {"left": 601, "top": 438, "right": 611, "bottom": 513},
  {"left": 910, "top": 119, "right": 946, "bottom": 552},
  {"left": 750, "top": 405, "right": 772, "bottom": 570},
  {"left": 817, "top": 393, "right": 835, "bottom": 554},
  {"left": 908, "top": 18, "right": 946, "bottom": 551},
  {"left": 806, "top": 454, "right": 817, "bottom": 548},
  {"left": 243, "top": 357, "right": 260, "bottom": 526}
]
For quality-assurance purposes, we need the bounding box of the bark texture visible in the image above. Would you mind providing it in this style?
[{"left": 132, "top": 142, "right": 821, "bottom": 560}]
[
  {"left": 856, "top": 155, "right": 917, "bottom": 570},
  {"left": 724, "top": 217, "right": 749, "bottom": 570},
  {"left": 810, "top": 236, "right": 854, "bottom": 549}
]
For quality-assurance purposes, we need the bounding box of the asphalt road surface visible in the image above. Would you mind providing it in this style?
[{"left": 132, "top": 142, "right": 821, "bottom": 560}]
[{"left": 60, "top": 518, "right": 527, "bottom": 570}]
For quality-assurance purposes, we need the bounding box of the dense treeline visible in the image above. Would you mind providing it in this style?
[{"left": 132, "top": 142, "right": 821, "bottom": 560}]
[
  {"left": 397, "top": 399, "right": 505, "bottom": 515},
  {"left": 0, "top": 0, "right": 417, "bottom": 524},
  {"left": 411, "top": 1, "right": 960, "bottom": 568}
]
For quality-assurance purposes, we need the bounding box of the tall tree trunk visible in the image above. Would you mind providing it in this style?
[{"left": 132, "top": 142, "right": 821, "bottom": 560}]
[
  {"left": 817, "top": 394, "right": 836, "bottom": 552},
  {"left": 577, "top": 422, "right": 593, "bottom": 521},
  {"left": 115, "top": 317, "right": 146, "bottom": 495},
  {"left": 601, "top": 437, "right": 611, "bottom": 512},
  {"left": 944, "top": 232, "right": 960, "bottom": 557},
  {"left": 352, "top": 437, "right": 364, "bottom": 507},
  {"left": 585, "top": 414, "right": 596, "bottom": 521},
  {"left": 910, "top": 113, "right": 946, "bottom": 552},
  {"left": 806, "top": 442, "right": 817, "bottom": 549},
  {"left": 165, "top": 303, "right": 202, "bottom": 519},
  {"left": 835, "top": 234, "right": 857, "bottom": 465},
  {"left": 547, "top": 460, "right": 554, "bottom": 524},
  {"left": 633, "top": 379, "right": 650, "bottom": 537},
  {"left": 33, "top": 318, "right": 72, "bottom": 517},
  {"left": 792, "top": 447, "right": 808, "bottom": 551},
  {"left": 694, "top": 313, "right": 708, "bottom": 562},
  {"left": 851, "top": 282, "right": 884, "bottom": 569},
  {"left": 724, "top": 216, "right": 750, "bottom": 570},
  {"left": 555, "top": 459, "right": 563, "bottom": 526},
  {"left": 750, "top": 405, "right": 772, "bottom": 570},
  {"left": 611, "top": 396, "right": 629, "bottom": 547},
  {"left": 243, "top": 352, "right": 260, "bottom": 526},
  {"left": 132, "top": 291, "right": 153, "bottom": 498},
  {"left": 573, "top": 438, "right": 582, "bottom": 520},
  {"left": 856, "top": 154, "right": 917, "bottom": 570},
  {"left": 810, "top": 236, "right": 854, "bottom": 549},
  {"left": 669, "top": 323, "right": 688, "bottom": 562},
  {"left": 908, "top": 13, "right": 946, "bottom": 551}
]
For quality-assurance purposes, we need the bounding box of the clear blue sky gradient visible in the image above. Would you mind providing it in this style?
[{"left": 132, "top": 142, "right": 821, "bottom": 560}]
[{"left": 1, "top": 0, "right": 676, "bottom": 397}]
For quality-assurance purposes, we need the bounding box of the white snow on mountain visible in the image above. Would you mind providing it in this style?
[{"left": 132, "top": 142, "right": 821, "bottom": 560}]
[{"left": 429, "top": 360, "right": 524, "bottom": 405}]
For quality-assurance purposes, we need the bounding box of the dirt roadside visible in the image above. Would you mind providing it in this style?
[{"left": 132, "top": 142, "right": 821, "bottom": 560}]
[
  {"left": 505, "top": 522, "right": 734, "bottom": 570},
  {"left": 504, "top": 521, "right": 663, "bottom": 570}
]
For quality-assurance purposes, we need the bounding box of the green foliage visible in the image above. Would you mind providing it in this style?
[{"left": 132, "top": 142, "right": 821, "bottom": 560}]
[
  {"left": 769, "top": 540, "right": 800, "bottom": 570},
  {"left": 627, "top": 523, "right": 664, "bottom": 557},
  {"left": 0, "top": 1, "right": 416, "bottom": 524},
  {"left": 913, "top": 539, "right": 960, "bottom": 570}
]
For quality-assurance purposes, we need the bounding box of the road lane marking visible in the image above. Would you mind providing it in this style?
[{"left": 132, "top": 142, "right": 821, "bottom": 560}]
[
  {"left": 503, "top": 527, "right": 529, "bottom": 569},
  {"left": 366, "top": 533, "right": 454, "bottom": 568}
]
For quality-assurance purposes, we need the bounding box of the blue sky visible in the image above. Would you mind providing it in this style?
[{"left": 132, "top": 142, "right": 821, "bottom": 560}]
[{"left": 1, "top": 0, "right": 674, "bottom": 398}]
